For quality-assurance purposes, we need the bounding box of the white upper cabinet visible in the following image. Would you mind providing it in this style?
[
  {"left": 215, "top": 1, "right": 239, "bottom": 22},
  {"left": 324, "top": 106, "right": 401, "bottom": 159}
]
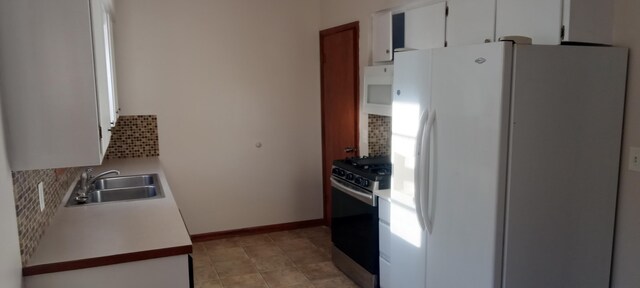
[
  {"left": 561, "top": 0, "right": 613, "bottom": 44},
  {"left": 372, "top": 11, "right": 393, "bottom": 62},
  {"left": 91, "top": 0, "right": 120, "bottom": 157},
  {"left": 496, "top": 0, "right": 563, "bottom": 45},
  {"left": 404, "top": 2, "right": 447, "bottom": 50},
  {"left": 446, "top": 0, "right": 496, "bottom": 46},
  {"left": 0, "top": 0, "right": 120, "bottom": 171},
  {"left": 496, "top": 0, "right": 613, "bottom": 45}
]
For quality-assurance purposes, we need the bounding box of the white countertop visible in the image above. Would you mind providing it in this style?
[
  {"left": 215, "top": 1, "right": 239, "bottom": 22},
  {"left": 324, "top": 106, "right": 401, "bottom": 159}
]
[{"left": 25, "top": 157, "right": 192, "bottom": 268}]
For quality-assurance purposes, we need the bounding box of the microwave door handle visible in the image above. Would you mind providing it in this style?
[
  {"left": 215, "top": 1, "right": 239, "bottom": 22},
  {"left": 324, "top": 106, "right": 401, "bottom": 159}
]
[
  {"left": 422, "top": 110, "right": 436, "bottom": 234},
  {"left": 414, "top": 110, "right": 429, "bottom": 231}
]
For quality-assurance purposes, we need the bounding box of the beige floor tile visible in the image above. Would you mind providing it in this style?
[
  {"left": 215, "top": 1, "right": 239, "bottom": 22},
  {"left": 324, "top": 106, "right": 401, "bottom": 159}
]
[
  {"left": 251, "top": 254, "right": 296, "bottom": 272},
  {"left": 260, "top": 268, "right": 310, "bottom": 288},
  {"left": 198, "top": 227, "right": 358, "bottom": 288},
  {"left": 308, "top": 235, "right": 332, "bottom": 248},
  {"left": 292, "top": 226, "right": 330, "bottom": 239},
  {"left": 233, "top": 234, "right": 273, "bottom": 247},
  {"left": 207, "top": 247, "right": 249, "bottom": 263},
  {"left": 311, "top": 276, "right": 359, "bottom": 288},
  {"left": 193, "top": 243, "right": 208, "bottom": 254},
  {"left": 202, "top": 239, "right": 240, "bottom": 251},
  {"left": 297, "top": 261, "right": 343, "bottom": 281},
  {"left": 193, "top": 253, "right": 213, "bottom": 268},
  {"left": 278, "top": 284, "right": 315, "bottom": 288},
  {"left": 196, "top": 279, "right": 223, "bottom": 288},
  {"left": 274, "top": 238, "right": 317, "bottom": 252},
  {"left": 195, "top": 265, "right": 219, "bottom": 282},
  {"left": 243, "top": 243, "right": 284, "bottom": 259},
  {"left": 220, "top": 273, "right": 267, "bottom": 288},
  {"left": 213, "top": 259, "right": 259, "bottom": 278},
  {"left": 285, "top": 247, "right": 331, "bottom": 266},
  {"left": 267, "top": 230, "right": 303, "bottom": 242}
]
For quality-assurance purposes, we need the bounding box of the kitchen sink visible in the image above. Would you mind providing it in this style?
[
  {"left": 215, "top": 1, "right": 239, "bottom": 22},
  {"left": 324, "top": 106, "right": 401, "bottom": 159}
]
[
  {"left": 93, "top": 175, "right": 155, "bottom": 190},
  {"left": 66, "top": 174, "right": 164, "bottom": 206},
  {"left": 88, "top": 186, "right": 159, "bottom": 203}
]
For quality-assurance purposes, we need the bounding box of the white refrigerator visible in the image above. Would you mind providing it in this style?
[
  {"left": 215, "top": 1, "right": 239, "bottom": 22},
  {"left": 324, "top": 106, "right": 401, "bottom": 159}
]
[{"left": 389, "top": 42, "right": 627, "bottom": 288}]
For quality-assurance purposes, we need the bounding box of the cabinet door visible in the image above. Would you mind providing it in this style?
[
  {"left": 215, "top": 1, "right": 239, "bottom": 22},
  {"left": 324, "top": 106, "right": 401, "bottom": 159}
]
[
  {"left": 91, "top": 0, "right": 118, "bottom": 157},
  {"left": 496, "top": 0, "right": 563, "bottom": 45},
  {"left": 562, "top": 0, "right": 613, "bottom": 44},
  {"left": 446, "top": 0, "right": 496, "bottom": 46},
  {"left": 404, "top": 2, "right": 446, "bottom": 49},
  {"left": 372, "top": 11, "right": 392, "bottom": 62}
]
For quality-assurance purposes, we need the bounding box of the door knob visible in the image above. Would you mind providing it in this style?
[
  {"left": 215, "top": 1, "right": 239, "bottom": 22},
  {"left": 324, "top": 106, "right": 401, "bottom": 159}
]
[{"left": 344, "top": 147, "right": 357, "bottom": 153}]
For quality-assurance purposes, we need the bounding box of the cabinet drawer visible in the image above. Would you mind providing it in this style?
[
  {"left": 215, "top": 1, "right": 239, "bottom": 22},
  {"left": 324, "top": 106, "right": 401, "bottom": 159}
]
[
  {"left": 380, "top": 257, "right": 391, "bottom": 288},
  {"left": 379, "top": 221, "right": 390, "bottom": 261},
  {"left": 379, "top": 197, "right": 391, "bottom": 224}
]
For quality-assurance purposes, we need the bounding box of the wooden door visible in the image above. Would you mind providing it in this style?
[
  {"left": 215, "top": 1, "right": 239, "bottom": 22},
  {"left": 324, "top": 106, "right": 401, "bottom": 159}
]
[{"left": 320, "top": 22, "right": 360, "bottom": 226}]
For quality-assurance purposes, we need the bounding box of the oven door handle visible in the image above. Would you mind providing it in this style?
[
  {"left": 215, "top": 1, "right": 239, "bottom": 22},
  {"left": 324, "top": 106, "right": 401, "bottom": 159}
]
[{"left": 331, "top": 177, "right": 376, "bottom": 206}]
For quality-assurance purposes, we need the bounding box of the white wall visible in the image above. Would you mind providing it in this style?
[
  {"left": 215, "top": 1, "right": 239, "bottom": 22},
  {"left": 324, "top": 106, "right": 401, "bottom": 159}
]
[
  {"left": 0, "top": 91, "right": 24, "bottom": 287},
  {"left": 611, "top": 0, "right": 640, "bottom": 286},
  {"left": 113, "top": 0, "right": 323, "bottom": 234}
]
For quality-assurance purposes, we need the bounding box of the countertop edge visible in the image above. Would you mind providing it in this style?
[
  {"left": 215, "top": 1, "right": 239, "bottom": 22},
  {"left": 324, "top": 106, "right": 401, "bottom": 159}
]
[
  {"left": 22, "top": 245, "right": 192, "bottom": 276},
  {"left": 374, "top": 189, "right": 391, "bottom": 200}
]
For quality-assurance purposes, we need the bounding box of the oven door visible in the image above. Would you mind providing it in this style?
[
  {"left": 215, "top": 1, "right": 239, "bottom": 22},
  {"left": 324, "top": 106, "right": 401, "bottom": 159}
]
[{"left": 331, "top": 177, "right": 379, "bottom": 274}]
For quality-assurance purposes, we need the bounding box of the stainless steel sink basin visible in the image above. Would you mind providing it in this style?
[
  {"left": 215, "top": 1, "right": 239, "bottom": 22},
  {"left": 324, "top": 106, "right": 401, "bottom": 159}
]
[
  {"left": 93, "top": 175, "right": 155, "bottom": 190},
  {"left": 66, "top": 174, "right": 164, "bottom": 206},
  {"left": 89, "top": 186, "right": 159, "bottom": 203}
]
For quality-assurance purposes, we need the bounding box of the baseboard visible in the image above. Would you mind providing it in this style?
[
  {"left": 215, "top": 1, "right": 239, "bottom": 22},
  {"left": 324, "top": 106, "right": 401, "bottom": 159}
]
[{"left": 190, "top": 219, "right": 325, "bottom": 242}]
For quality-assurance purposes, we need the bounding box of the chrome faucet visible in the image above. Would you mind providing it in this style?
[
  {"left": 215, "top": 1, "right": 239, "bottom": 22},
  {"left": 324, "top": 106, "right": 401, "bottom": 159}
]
[{"left": 77, "top": 168, "right": 120, "bottom": 201}]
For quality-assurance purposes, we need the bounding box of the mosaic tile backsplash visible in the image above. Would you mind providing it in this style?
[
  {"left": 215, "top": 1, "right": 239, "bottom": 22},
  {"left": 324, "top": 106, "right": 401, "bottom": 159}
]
[
  {"left": 12, "top": 115, "right": 159, "bottom": 265},
  {"left": 105, "top": 115, "right": 159, "bottom": 159},
  {"left": 12, "top": 167, "right": 83, "bottom": 264},
  {"left": 369, "top": 114, "right": 391, "bottom": 156}
]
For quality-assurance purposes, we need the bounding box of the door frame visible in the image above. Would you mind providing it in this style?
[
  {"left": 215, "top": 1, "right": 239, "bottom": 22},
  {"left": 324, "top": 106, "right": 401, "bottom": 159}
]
[{"left": 319, "top": 22, "right": 360, "bottom": 226}]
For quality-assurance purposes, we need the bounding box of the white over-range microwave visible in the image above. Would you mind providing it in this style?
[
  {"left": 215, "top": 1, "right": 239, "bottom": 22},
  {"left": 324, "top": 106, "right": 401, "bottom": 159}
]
[{"left": 363, "top": 65, "right": 393, "bottom": 116}]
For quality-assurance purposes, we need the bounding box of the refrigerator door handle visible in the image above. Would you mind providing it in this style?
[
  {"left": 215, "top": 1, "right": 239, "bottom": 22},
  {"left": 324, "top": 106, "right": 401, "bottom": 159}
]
[
  {"left": 414, "top": 110, "right": 430, "bottom": 231},
  {"left": 422, "top": 110, "right": 436, "bottom": 234}
]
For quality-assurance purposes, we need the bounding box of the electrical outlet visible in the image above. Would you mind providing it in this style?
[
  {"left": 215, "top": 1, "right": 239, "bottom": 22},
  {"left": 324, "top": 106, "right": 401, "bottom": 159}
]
[
  {"left": 629, "top": 147, "right": 640, "bottom": 172},
  {"left": 38, "top": 182, "right": 44, "bottom": 212}
]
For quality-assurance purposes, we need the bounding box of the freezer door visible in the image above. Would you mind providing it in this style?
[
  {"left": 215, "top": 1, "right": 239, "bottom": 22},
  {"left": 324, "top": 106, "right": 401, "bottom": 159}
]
[
  {"left": 389, "top": 49, "right": 433, "bottom": 288},
  {"left": 426, "top": 42, "right": 513, "bottom": 288},
  {"left": 503, "top": 45, "right": 627, "bottom": 288}
]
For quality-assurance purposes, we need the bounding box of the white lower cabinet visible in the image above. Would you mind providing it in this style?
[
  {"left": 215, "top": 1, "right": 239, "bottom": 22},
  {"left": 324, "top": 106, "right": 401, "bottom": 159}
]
[
  {"left": 380, "top": 257, "right": 391, "bottom": 288},
  {"left": 24, "top": 255, "right": 191, "bottom": 288},
  {"left": 378, "top": 196, "right": 391, "bottom": 287}
]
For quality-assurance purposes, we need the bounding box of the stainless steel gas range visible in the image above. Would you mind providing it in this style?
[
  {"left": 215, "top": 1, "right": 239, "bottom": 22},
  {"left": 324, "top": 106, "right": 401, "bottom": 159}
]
[{"left": 330, "top": 156, "right": 391, "bottom": 288}]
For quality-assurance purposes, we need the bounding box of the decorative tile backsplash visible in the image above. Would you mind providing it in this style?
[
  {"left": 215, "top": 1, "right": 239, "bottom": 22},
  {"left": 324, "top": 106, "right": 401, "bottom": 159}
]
[
  {"left": 12, "top": 167, "right": 83, "bottom": 264},
  {"left": 105, "top": 115, "right": 159, "bottom": 159},
  {"left": 12, "top": 115, "right": 159, "bottom": 265},
  {"left": 369, "top": 114, "right": 391, "bottom": 156}
]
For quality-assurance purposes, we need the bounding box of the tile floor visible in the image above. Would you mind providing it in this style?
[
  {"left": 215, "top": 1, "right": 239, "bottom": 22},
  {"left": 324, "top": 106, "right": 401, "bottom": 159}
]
[{"left": 193, "top": 226, "right": 359, "bottom": 288}]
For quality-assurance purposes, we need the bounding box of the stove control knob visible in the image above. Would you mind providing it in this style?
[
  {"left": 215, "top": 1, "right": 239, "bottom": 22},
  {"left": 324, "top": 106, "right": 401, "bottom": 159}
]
[
  {"left": 337, "top": 169, "right": 346, "bottom": 177},
  {"left": 361, "top": 179, "right": 370, "bottom": 187},
  {"left": 331, "top": 168, "right": 340, "bottom": 176},
  {"left": 354, "top": 177, "right": 363, "bottom": 186},
  {"left": 346, "top": 173, "right": 354, "bottom": 181}
]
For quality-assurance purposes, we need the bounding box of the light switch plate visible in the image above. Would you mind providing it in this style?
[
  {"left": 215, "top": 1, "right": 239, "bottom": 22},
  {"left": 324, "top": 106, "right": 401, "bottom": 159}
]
[
  {"left": 38, "top": 182, "right": 44, "bottom": 212},
  {"left": 629, "top": 147, "right": 640, "bottom": 172}
]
